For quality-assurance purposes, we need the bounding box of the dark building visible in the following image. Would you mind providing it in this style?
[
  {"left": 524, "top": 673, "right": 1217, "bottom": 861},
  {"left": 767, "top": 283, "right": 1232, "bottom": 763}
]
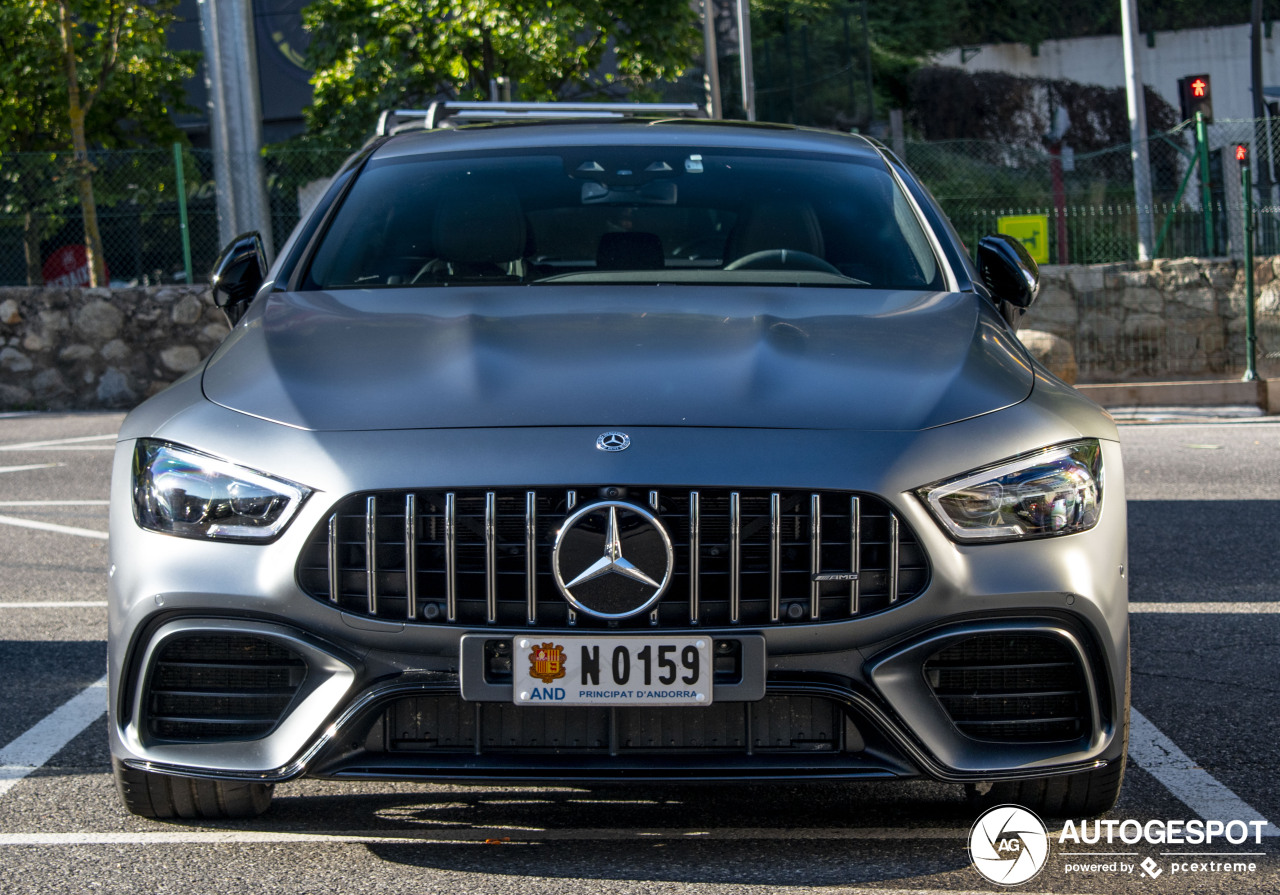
[{"left": 172, "top": 0, "right": 315, "bottom": 147}]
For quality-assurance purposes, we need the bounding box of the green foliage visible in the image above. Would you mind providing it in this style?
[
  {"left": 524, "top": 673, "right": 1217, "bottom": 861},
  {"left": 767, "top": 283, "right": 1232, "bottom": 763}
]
[
  {"left": 0, "top": 0, "right": 196, "bottom": 154},
  {"left": 298, "top": 0, "right": 701, "bottom": 148}
]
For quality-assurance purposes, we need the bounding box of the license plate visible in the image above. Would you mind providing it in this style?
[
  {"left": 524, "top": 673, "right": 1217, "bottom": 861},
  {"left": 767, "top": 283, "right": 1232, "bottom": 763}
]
[{"left": 513, "top": 635, "right": 712, "bottom": 706}]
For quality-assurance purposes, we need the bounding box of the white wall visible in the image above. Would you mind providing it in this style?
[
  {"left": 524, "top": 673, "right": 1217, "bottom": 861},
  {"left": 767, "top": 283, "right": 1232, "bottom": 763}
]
[{"left": 935, "top": 23, "right": 1277, "bottom": 123}]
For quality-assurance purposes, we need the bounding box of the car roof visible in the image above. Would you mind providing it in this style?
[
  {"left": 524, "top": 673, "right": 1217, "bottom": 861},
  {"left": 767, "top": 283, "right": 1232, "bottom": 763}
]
[{"left": 369, "top": 119, "right": 888, "bottom": 163}]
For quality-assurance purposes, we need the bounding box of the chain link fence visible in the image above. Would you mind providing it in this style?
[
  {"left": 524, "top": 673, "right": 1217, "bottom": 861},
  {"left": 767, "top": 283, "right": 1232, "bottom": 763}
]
[{"left": 0, "top": 147, "right": 350, "bottom": 288}]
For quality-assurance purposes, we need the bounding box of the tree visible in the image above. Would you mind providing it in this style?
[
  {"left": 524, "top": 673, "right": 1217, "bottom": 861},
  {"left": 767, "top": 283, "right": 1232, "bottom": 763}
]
[
  {"left": 0, "top": 0, "right": 194, "bottom": 285},
  {"left": 298, "top": 0, "right": 701, "bottom": 148}
]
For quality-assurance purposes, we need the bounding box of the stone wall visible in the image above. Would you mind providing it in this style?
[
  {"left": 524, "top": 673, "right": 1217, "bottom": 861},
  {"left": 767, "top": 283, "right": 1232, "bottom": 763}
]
[
  {"left": 0, "top": 286, "right": 228, "bottom": 410},
  {"left": 1021, "top": 256, "right": 1279, "bottom": 383},
  {"left": 1, "top": 261, "right": 1277, "bottom": 411}
]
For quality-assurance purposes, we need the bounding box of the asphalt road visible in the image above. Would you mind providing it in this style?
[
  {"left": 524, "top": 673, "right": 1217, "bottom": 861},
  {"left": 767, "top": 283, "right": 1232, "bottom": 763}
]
[{"left": 0, "top": 410, "right": 1278, "bottom": 894}]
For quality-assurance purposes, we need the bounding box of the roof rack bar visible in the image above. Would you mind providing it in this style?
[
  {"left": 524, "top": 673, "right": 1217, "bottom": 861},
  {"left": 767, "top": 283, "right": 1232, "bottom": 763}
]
[{"left": 376, "top": 101, "right": 704, "bottom": 135}]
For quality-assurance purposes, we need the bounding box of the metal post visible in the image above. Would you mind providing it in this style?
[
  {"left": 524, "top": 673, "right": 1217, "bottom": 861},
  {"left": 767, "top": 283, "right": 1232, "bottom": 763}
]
[
  {"left": 1196, "top": 112, "right": 1215, "bottom": 255},
  {"left": 735, "top": 0, "right": 755, "bottom": 121},
  {"left": 702, "top": 0, "right": 722, "bottom": 119},
  {"left": 861, "top": 0, "right": 874, "bottom": 125},
  {"left": 198, "top": 0, "right": 273, "bottom": 257},
  {"left": 172, "top": 143, "right": 193, "bottom": 285},
  {"left": 1120, "top": 0, "right": 1154, "bottom": 259},
  {"left": 1243, "top": 160, "right": 1258, "bottom": 381}
]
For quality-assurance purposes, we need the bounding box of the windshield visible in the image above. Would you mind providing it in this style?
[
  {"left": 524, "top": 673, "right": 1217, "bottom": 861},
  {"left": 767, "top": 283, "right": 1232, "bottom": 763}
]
[{"left": 304, "top": 146, "right": 945, "bottom": 291}]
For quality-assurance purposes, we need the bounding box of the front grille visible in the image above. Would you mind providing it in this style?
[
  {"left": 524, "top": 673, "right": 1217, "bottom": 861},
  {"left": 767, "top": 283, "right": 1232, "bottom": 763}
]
[
  {"left": 385, "top": 693, "right": 843, "bottom": 754},
  {"left": 924, "top": 633, "right": 1089, "bottom": 743},
  {"left": 144, "top": 634, "right": 308, "bottom": 742},
  {"left": 297, "top": 487, "right": 929, "bottom": 628}
]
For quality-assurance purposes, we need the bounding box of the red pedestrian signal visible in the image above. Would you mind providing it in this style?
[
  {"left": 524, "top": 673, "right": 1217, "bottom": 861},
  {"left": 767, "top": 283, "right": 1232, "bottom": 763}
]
[
  {"left": 1237, "top": 144, "right": 1249, "bottom": 165},
  {"left": 1178, "top": 74, "right": 1213, "bottom": 123}
]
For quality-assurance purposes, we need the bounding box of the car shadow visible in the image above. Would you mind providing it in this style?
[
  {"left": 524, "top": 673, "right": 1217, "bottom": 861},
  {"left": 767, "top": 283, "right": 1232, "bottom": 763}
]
[{"left": 259, "top": 781, "right": 977, "bottom": 886}]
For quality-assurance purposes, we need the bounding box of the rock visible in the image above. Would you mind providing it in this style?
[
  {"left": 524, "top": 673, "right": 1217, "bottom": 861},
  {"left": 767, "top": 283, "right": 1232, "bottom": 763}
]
[
  {"left": 100, "top": 339, "right": 131, "bottom": 363},
  {"left": 1018, "top": 329, "right": 1078, "bottom": 384},
  {"left": 0, "top": 383, "right": 33, "bottom": 406},
  {"left": 22, "top": 332, "right": 47, "bottom": 352},
  {"left": 59, "top": 344, "right": 95, "bottom": 362},
  {"left": 1065, "top": 266, "right": 1104, "bottom": 294},
  {"left": 200, "top": 322, "right": 231, "bottom": 343},
  {"left": 38, "top": 310, "right": 68, "bottom": 333},
  {"left": 171, "top": 295, "right": 204, "bottom": 325},
  {"left": 1122, "top": 313, "right": 1167, "bottom": 340},
  {"left": 74, "top": 300, "right": 123, "bottom": 341},
  {"left": 96, "top": 367, "right": 137, "bottom": 406},
  {"left": 0, "top": 346, "right": 33, "bottom": 373},
  {"left": 0, "top": 299, "right": 20, "bottom": 326},
  {"left": 30, "top": 369, "right": 69, "bottom": 399},
  {"left": 160, "top": 345, "right": 202, "bottom": 373}
]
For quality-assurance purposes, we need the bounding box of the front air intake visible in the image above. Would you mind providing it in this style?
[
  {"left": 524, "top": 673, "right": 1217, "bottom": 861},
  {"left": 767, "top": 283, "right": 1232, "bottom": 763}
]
[
  {"left": 143, "top": 634, "right": 308, "bottom": 742},
  {"left": 923, "top": 633, "right": 1090, "bottom": 744}
]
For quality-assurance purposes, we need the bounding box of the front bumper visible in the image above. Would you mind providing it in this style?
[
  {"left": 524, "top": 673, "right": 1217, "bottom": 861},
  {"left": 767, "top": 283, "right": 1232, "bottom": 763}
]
[{"left": 108, "top": 390, "right": 1128, "bottom": 787}]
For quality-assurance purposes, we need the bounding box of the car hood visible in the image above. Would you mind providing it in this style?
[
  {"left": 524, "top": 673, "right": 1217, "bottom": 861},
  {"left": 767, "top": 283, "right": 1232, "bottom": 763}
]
[{"left": 201, "top": 286, "right": 1033, "bottom": 432}]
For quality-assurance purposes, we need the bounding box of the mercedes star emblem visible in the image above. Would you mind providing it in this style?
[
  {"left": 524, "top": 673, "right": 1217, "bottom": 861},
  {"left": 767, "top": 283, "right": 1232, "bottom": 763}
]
[
  {"left": 596, "top": 432, "right": 630, "bottom": 452},
  {"left": 552, "top": 500, "right": 673, "bottom": 619}
]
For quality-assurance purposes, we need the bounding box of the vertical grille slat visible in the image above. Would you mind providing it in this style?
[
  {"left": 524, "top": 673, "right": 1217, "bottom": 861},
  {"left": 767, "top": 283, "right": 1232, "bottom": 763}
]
[
  {"left": 809, "top": 494, "right": 821, "bottom": 620},
  {"left": 327, "top": 514, "right": 340, "bottom": 604},
  {"left": 445, "top": 492, "right": 457, "bottom": 622},
  {"left": 689, "top": 491, "right": 701, "bottom": 625},
  {"left": 888, "top": 513, "right": 900, "bottom": 604},
  {"left": 566, "top": 490, "right": 577, "bottom": 626},
  {"left": 365, "top": 496, "right": 378, "bottom": 615},
  {"left": 850, "top": 496, "right": 861, "bottom": 615},
  {"left": 769, "top": 492, "right": 781, "bottom": 623},
  {"left": 405, "top": 494, "right": 418, "bottom": 620},
  {"left": 525, "top": 491, "right": 537, "bottom": 625},
  {"left": 300, "top": 487, "right": 928, "bottom": 628},
  {"left": 729, "top": 491, "right": 742, "bottom": 624},
  {"left": 484, "top": 491, "right": 497, "bottom": 624}
]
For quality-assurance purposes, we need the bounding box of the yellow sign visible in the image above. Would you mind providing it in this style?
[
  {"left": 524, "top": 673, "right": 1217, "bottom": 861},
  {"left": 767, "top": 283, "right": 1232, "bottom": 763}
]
[{"left": 996, "top": 214, "right": 1050, "bottom": 265}]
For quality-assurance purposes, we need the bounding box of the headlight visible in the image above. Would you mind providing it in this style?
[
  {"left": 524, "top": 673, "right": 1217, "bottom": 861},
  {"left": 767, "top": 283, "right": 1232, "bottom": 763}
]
[
  {"left": 133, "top": 440, "right": 310, "bottom": 541},
  {"left": 917, "top": 440, "right": 1102, "bottom": 542}
]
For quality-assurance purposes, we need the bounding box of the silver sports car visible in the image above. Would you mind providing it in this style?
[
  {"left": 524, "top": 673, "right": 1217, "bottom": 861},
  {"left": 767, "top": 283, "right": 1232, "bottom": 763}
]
[{"left": 108, "top": 102, "right": 1128, "bottom": 820}]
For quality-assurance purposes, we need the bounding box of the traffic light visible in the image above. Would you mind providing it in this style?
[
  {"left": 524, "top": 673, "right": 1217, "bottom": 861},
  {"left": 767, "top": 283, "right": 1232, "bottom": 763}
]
[
  {"left": 1178, "top": 74, "right": 1213, "bottom": 123},
  {"left": 1237, "top": 144, "right": 1249, "bottom": 167}
]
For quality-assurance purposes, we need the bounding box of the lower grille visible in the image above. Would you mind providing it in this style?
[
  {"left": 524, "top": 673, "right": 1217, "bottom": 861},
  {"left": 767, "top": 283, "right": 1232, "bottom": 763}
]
[
  {"left": 297, "top": 487, "right": 929, "bottom": 628},
  {"left": 144, "top": 634, "right": 308, "bottom": 742},
  {"left": 384, "top": 694, "right": 844, "bottom": 754},
  {"left": 924, "top": 633, "right": 1089, "bottom": 743}
]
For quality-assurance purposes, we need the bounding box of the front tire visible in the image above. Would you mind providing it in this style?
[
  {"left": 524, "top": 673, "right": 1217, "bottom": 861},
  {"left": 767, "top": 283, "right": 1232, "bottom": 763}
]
[{"left": 112, "top": 757, "right": 273, "bottom": 819}]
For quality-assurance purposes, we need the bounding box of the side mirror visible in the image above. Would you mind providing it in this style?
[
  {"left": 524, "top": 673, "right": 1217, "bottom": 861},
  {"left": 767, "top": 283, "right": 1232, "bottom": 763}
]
[
  {"left": 977, "top": 233, "right": 1040, "bottom": 310},
  {"left": 211, "top": 232, "right": 266, "bottom": 325}
]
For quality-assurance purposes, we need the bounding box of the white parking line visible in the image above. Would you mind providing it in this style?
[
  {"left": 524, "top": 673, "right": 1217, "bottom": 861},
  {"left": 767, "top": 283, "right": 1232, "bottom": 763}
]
[
  {"left": 1129, "top": 708, "right": 1280, "bottom": 837},
  {"left": 1130, "top": 602, "right": 1280, "bottom": 613},
  {"left": 0, "top": 676, "right": 107, "bottom": 799},
  {"left": 0, "top": 500, "right": 108, "bottom": 507},
  {"left": 0, "top": 434, "right": 115, "bottom": 451},
  {"left": 0, "top": 463, "right": 64, "bottom": 474},
  {"left": 0, "top": 515, "right": 108, "bottom": 540},
  {"left": 0, "top": 828, "right": 982, "bottom": 846},
  {"left": 0, "top": 602, "right": 107, "bottom": 608}
]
